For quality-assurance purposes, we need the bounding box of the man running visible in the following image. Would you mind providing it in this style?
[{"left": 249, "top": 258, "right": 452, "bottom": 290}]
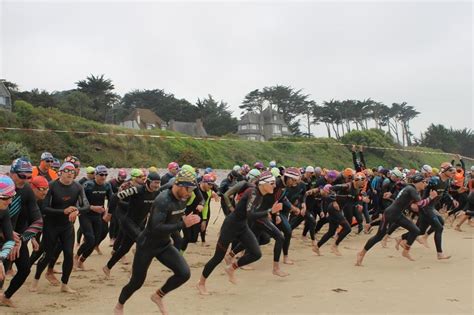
[
  {"left": 1, "top": 158, "right": 43, "bottom": 308},
  {"left": 31, "top": 162, "right": 89, "bottom": 293},
  {"left": 197, "top": 171, "right": 281, "bottom": 295},
  {"left": 114, "top": 170, "right": 200, "bottom": 315},
  {"left": 356, "top": 174, "right": 435, "bottom": 266}
]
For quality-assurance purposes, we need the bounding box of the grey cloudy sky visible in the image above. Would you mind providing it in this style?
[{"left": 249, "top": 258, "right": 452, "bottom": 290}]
[{"left": 1, "top": 0, "right": 472, "bottom": 137}]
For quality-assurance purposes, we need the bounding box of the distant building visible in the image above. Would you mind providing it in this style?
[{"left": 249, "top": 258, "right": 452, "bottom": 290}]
[
  {"left": 119, "top": 108, "right": 166, "bottom": 130},
  {"left": 237, "top": 107, "right": 292, "bottom": 141},
  {"left": 0, "top": 81, "right": 12, "bottom": 111},
  {"left": 168, "top": 119, "right": 208, "bottom": 137},
  {"left": 119, "top": 108, "right": 209, "bottom": 137}
]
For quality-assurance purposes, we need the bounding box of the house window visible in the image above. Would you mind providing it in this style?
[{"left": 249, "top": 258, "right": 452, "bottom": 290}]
[
  {"left": 273, "top": 125, "right": 281, "bottom": 134},
  {"left": 248, "top": 136, "right": 257, "bottom": 140},
  {"left": 273, "top": 115, "right": 277, "bottom": 121},
  {"left": 0, "top": 96, "right": 5, "bottom": 106},
  {"left": 251, "top": 124, "right": 258, "bottom": 130},
  {"left": 241, "top": 125, "right": 248, "bottom": 130},
  {"left": 282, "top": 126, "right": 288, "bottom": 132}
]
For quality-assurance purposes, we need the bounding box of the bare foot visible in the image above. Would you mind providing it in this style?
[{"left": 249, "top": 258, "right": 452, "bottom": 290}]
[
  {"left": 283, "top": 256, "right": 294, "bottom": 265},
  {"left": 94, "top": 246, "right": 103, "bottom": 255},
  {"left": 417, "top": 235, "right": 429, "bottom": 248},
  {"left": 272, "top": 269, "right": 289, "bottom": 277},
  {"left": 454, "top": 225, "right": 462, "bottom": 232},
  {"left": 76, "top": 260, "right": 85, "bottom": 271},
  {"left": 381, "top": 236, "right": 389, "bottom": 248},
  {"left": 196, "top": 283, "right": 209, "bottom": 295},
  {"left": 0, "top": 294, "right": 16, "bottom": 308},
  {"left": 29, "top": 279, "right": 39, "bottom": 292},
  {"left": 437, "top": 253, "right": 451, "bottom": 260},
  {"left": 224, "top": 266, "right": 237, "bottom": 284},
  {"left": 114, "top": 303, "right": 124, "bottom": 315},
  {"left": 150, "top": 293, "right": 169, "bottom": 315},
  {"left": 313, "top": 245, "right": 321, "bottom": 256},
  {"left": 239, "top": 265, "right": 254, "bottom": 270},
  {"left": 355, "top": 251, "right": 365, "bottom": 266},
  {"left": 331, "top": 245, "right": 342, "bottom": 256},
  {"left": 224, "top": 254, "right": 233, "bottom": 266},
  {"left": 109, "top": 239, "right": 115, "bottom": 247},
  {"left": 103, "top": 266, "right": 111, "bottom": 279},
  {"left": 395, "top": 237, "right": 402, "bottom": 251},
  {"left": 363, "top": 224, "right": 372, "bottom": 234},
  {"left": 60, "top": 284, "right": 76, "bottom": 293},
  {"left": 120, "top": 255, "right": 129, "bottom": 265},
  {"left": 45, "top": 272, "right": 60, "bottom": 286},
  {"left": 401, "top": 249, "right": 415, "bottom": 261},
  {"left": 52, "top": 268, "right": 62, "bottom": 274}
]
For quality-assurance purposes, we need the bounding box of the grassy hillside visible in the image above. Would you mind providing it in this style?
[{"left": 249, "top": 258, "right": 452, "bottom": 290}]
[{"left": 0, "top": 101, "right": 469, "bottom": 170}]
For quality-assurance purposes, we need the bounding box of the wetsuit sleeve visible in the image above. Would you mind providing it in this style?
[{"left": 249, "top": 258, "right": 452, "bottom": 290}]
[
  {"left": 76, "top": 185, "right": 90, "bottom": 214},
  {"left": 352, "top": 151, "right": 358, "bottom": 171},
  {"left": 223, "top": 182, "right": 245, "bottom": 209},
  {"left": 108, "top": 194, "right": 118, "bottom": 215},
  {"left": 158, "top": 182, "right": 173, "bottom": 193},
  {"left": 117, "top": 187, "right": 139, "bottom": 200},
  {"left": 106, "top": 183, "right": 113, "bottom": 202},
  {"left": 0, "top": 213, "right": 15, "bottom": 262},
  {"left": 42, "top": 187, "right": 66, "bottom": 215},
  {"left": 247, "top": 190, "right": 270, "bottom": 220},
  {"left": 193, "top": 186, "right": 205, "bottom": 206},
  {"left": 20, "top": 188, "right": 43, "bottom": 242},
  {"left": 147, "top": 199, "right": 184, "bottom": 237},
  {"left": 360, "top": 151, "right": 366, "bottom": 170}
]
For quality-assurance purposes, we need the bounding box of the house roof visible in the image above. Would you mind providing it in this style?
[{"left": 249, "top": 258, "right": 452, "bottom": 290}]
[
  {"left": 262, "top": 106, "right": 285, "bottom": 124},
  {"left": 169, "top": 119, "right": 208, "bottom": 137},
  {"left": 238, "top": 112, "right": 260, "bottom": 124},
  {"left": 123, "top": 108, "right": 164, "bottom": 129},
  {"left": 0, "top": 82, "right": 11, "bottom": 97}
]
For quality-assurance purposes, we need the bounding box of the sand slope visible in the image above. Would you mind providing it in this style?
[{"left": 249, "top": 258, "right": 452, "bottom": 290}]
[{"left": 1, "top": 203, "right": 473, "bottom": 314}]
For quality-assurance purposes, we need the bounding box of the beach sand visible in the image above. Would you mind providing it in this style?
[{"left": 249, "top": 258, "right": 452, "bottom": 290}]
[{"left": 1, "top": 203, "right": 473, "bottom": 314}]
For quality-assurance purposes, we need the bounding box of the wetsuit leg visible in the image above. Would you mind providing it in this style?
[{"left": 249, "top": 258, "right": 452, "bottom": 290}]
[
  {"left": 4, "top": 241, "right": 31, "bottom": 298},
  {"left": 155, "top": 245, "right": 191, "bottom": 295},
  {"left": 317, "top": 221, "right": 338, "bottom": 247},
  {"left": 258, "top": 218, "right": 284, "bottom": 262},
  {"left": 202, "top": 220, "right": 239, "bottom": 278},
  {"left": 314, "top": 216, "right": 328, "bottom": 233},
  {"left": 335, "top": 220, "right": 351, "bottom": 245},
  {"left": 235, "top": 225, "right": 262, "bottom": 267},
  {"left": 107, "top": 234, "right": 135, "bottom": 270},
  {"left": 395, "top": 215, "right": 420, "bottom": 246},
  {"left": 57, "top": 224, "right": 75, "bottom": 284},
  {"left": 77, "top": 214, "right": 102, "bottom": 259},
  {"left": 35, "top": 223, "right": 59, "bottom": 280},
  {"left": 118, "top": 245, "right": 155, "bottom": 304},
  {"left": 363, "top": 216, "right": 389, "bottom": 251},
  {"left": 277, "top": 214, "right": 292, "bottom": 256}
]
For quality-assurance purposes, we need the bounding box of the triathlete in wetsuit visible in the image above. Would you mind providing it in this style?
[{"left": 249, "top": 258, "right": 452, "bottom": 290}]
[
  {"left": 114, "top": 170, "right": 200, "bottom": 315},
  {"left": 32, "top": 162, "right": 89, "bottom": 293}
]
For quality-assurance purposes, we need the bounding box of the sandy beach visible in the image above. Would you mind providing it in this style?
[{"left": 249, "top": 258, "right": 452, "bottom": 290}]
[{"left": 0, "top": 201, "right": 472, "bottom": 315}]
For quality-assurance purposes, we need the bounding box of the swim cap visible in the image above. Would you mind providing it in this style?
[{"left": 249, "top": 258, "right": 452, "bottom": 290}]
[
  {"left": 270, "top": 167, "right": 280, "bottom": 178},
  {"left": 258, "top": 171, "right": 276, "bottom": 185},
  {"left": 0, "top": 175, "right": 16, "bottom": 198},
  {"left": 30, "top": 176, "right": 49, "bottom": 189},
  {"left": 95, "top": 165, "right": 108, "bottom": 175},
  {"left": 130, "top": 168, "right": 143, "bottom": 178},
  {"left": 284, "top": 167, "right": 301, "bottom": 180},
  {"left": 11, "top": 157, "right": 33, "bottom": 173},
  {"left": 343, "top": 168, "right": 354, "bottom": 178},
  {"left": 167, "top": 162, "right": 179, "bottom": 170},
  {"left": 147, "top": 172, "right": 161, "bottom": 182},
  {"left": 305, "top": 166, "right": 315, "bottom": 173},
  {"left": 248, "top": 169, "right": 261, "bottom": 180},
  {"left": 269, "top": 161, "right": 277, "bottom": 168},
  {"left": 40, "top": 152, "right": 54, "bottom": 161},
  {"left": 86, "top": 166, "right": 95, "bottom": 174},
  {"left": 175, "top": 169, "right": 196, "bottom": 187}
]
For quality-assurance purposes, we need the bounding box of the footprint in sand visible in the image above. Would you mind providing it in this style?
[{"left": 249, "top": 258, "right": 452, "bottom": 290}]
[
  {"left": 332, "top": 288, "right": 348, "bottom": 293},
  {"left": 292, "top": 295, "right": 304, "bottom": 298},
  {"left": 446, "top": 298, "right": 459, "bottom": 302}
]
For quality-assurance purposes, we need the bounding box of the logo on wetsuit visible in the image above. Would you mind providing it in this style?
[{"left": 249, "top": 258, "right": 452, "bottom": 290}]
[{"left": 171, "top": 208, "right": 185, "bottom": 215}]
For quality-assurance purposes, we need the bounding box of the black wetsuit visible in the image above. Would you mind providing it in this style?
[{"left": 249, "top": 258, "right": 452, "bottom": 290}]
[
  {"left": 317, "top": 196, "right": 351, "bottom": 247},
  {"left": 118, "top": 188, "right": 194, "bottom": 304},
  {"left": 364, "top": 184, "right": 424, "bottom": 251},
  {"left": 35, "top": 180, "right": 89, "bottom": 284},
  {"left": 3, "top": 184, "right": 43, "bottom": 299},
  {"left": 106, "top": 185, "right": 159, "bottom": 270},
  {"left": 77, "top": 180, "right": 112, "bottom": 261},
  {"left": 202, "top": 187, "right": 267, "bottom": 278},
  {"left": 108, "top": 178, "right": 125, "bottom": 240}
]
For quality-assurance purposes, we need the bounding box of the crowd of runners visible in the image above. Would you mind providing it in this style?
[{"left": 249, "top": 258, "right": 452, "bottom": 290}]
[{"left": 0, "top": 145, "right": 472, "bottom": 314}]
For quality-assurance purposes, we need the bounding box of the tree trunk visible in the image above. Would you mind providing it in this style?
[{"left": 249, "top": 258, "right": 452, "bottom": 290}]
[
  {"left": 306, "top": 113, "right": 311, "bottom": 137},
  {"left": 325, "top": 123, "right": 331, "bottom": 138}
]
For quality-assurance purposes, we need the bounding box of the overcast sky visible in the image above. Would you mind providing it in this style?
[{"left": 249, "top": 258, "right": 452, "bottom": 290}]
[{"left": 1, "top": 0, "right": 472, "bottom": 137}]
